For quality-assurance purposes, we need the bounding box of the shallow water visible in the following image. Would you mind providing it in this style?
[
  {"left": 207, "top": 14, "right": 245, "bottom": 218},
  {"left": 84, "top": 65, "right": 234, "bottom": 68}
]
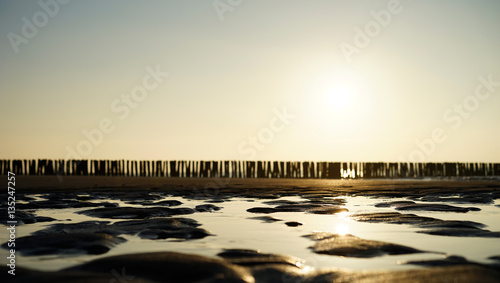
[{"left": 2, "top": 194, "right": 500, "bottom": 272}]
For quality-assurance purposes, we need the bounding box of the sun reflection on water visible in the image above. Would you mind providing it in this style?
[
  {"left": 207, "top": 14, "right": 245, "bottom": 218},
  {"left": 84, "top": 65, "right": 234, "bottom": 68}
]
[{"left": 335, "top": 224, "right": 350, "bottom": 236}]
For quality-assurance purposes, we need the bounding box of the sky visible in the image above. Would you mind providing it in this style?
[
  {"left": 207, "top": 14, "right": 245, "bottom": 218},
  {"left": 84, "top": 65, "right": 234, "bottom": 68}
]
[{"left": 1, "top": 0, "right": 499, "bottom": 163}]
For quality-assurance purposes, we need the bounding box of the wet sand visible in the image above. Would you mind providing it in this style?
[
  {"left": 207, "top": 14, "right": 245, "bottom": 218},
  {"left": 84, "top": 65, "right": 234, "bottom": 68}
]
[
  {"left": 15, "top": 175, "right": 500, "bottom": 195},
  {"left": 3, "top": 176, "right": 500, "bottom": 282}
]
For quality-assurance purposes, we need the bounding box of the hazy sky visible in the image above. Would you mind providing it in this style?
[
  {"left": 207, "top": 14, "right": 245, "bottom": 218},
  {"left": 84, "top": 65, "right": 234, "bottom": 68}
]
[{"left": 1, "top": 0, "right": 499, "bottom": 162}]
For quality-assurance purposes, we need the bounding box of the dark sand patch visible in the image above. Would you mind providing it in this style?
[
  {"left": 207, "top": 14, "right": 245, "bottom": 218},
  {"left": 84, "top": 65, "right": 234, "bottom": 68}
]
[
  {"left": 65, "top": 251, "right": 254, "bottom": 283},
  {"left": 0, "top": 209, "right": 55, "bottom": 225},
  {"left": 304, "top": 232, "right": 427, "bottom": 258},
  {"left": 217, "top": 249, "right": 304, "bottom": 267},
  {"left": 395, "top": 203, "right": 480, "bottom": 213},
  {"left": 77, "top": 206, "right": 195, "bottom": 219},
  {"left": 248, "top": 216, "right": 283, "bottom": 223},
  {"left": 3, "top": 233, "right": 125, "bottom": 256},
  {"left": 142, "top": 200, "right": 183, "bottom": 207},
  {"left": 400, "top": 255, "right": 480, "bottom": 267},
  {"left": 247, "top": 204, "right": 347, "bottom": 214},
  {"left": 374, "top": 201, "right": 480, "bottom": 212},
  {"left": 195, "top": 204, "right": 222, "bottom": 212},
  {"left": 417, "top": 194, "right": 494, "bottom": 204},
  {"left": 34, "top": 218, "right": 211, "bottom": 240},
  {"left": 302, "top": 265, "right": 500, "bottom": 283},
  {"left": 285, "top": 221, "right": 303, "bottom": 227},
  {"left": 349, "top": 212, "right": 499, "bottom": 237},
  {"left": 417, "top": 228, "right": 500, "bottom": 238}
]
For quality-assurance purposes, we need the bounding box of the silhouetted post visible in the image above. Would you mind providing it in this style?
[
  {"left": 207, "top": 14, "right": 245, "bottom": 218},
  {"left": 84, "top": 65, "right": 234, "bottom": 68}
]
[
  {"left": 154, "top": 161, "right": 159, "bottom": 177},
  {"left": 202, "top": 161, "right": 209, "bottom": 177},
  {"left": 256, "top": 161, "right": 263, "bottom": 178},
  {"left": 279, "top": 162, "right": 285, "bottom": 178},
  {"left": 167, "top": 161, "right": 175, "bottom": 177},
  {"left": 96, "top": 160, "right": 101, "bottom": 176},
  {"left": 261, "top": 161, "right": 267, "bottom": 178},
  {"left": 301, "top": 162, "right": 308, "bottom": 178},
  {"left": 3, "top": 160, "right": 7, "bottom": 175},
  {"left": 184, "top": 161, "right": 190, "bottom": 177},
  {"left": 23, "top": 160, "right": 28, "bottom": 175},
  {"left": 210, "top": 161, "right": 217, "bottom": 178},
  {"left": 12, "top": 160, "right": 21, "bottom": 175},
  {"left": 434, "top": 163, "right": 441, "bottom": 177},
  {"left": 44, "top": 160, "right": 52, "bottom": 175},
  {"left": 245, "top": 161, "right": 251, "bottom": 178},
  {"left": 398, "top": 163, "right": 405, "bottom": 178},
  {"left": 275, "top": 161, "right": 282, "bottom": 178},
  {"left": 326, "top": 162, "right": 341, "bottom": 179},
  {"left": 362, "top": 163, "right": 368, "bottom": 178},
  {"left": 494, "top": 164, "right": 500, "bottom": 176}
]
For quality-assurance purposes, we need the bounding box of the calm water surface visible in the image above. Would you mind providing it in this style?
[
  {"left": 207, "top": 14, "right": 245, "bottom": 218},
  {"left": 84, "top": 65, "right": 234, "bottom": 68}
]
[{"left": 2, "top": 194, "right": 500, "bottom": 272}]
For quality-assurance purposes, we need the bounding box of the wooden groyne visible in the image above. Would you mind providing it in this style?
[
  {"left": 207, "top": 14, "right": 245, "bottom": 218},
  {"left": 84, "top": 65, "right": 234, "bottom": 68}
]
[{"left": 1, "top": 160, "right": 500, "bottom": 179}]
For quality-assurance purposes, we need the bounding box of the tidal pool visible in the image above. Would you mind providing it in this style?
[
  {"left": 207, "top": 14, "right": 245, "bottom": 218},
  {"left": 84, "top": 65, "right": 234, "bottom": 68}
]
[{"left": 3, "top": 193, "right": 500, "bottom": 273}]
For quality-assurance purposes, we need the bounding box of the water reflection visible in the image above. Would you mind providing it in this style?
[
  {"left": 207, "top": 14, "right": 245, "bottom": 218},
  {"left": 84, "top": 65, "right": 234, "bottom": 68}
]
[{"left": 336, "top": 224, "right": 350, "bottom": 236}]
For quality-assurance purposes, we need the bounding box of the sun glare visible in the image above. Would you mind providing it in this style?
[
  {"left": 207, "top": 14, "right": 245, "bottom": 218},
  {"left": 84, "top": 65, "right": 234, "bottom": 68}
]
[
  {"left": 302, "top": 68, "right": 373, "bottom": 134},
  {"left": 327, "top": 85, "right": 352, "bottom": 110},
  {"left": 335, "top": 224, "right": 349, "bottom": 236}
]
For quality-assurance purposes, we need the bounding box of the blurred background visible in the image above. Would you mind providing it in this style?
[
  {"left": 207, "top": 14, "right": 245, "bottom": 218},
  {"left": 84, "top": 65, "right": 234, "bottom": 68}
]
[{"left": 1, "top": 0, "right": 499, "bottom": 162}]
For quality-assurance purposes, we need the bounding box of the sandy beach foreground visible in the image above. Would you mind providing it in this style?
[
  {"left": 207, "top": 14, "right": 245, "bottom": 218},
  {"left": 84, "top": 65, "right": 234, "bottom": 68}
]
[{"left": 2, "top": 176, "right": 500, "bottom": 282}]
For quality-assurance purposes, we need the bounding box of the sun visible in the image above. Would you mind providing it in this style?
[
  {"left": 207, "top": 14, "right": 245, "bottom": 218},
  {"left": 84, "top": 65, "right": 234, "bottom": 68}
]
[{"left": 326, "top": 85, "right": 353, "bottom": 110}]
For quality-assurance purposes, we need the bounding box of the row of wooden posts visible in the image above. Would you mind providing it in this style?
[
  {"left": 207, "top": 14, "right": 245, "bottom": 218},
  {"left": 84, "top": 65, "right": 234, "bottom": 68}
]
[{"left": 2, "top": 159, "right": 500, "bottom": 179}]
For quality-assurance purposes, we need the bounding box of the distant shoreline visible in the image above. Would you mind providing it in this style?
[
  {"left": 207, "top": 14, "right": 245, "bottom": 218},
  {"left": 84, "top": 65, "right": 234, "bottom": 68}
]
[{"left": 10, "top": 176, "right": 500, "bottom": 196}]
